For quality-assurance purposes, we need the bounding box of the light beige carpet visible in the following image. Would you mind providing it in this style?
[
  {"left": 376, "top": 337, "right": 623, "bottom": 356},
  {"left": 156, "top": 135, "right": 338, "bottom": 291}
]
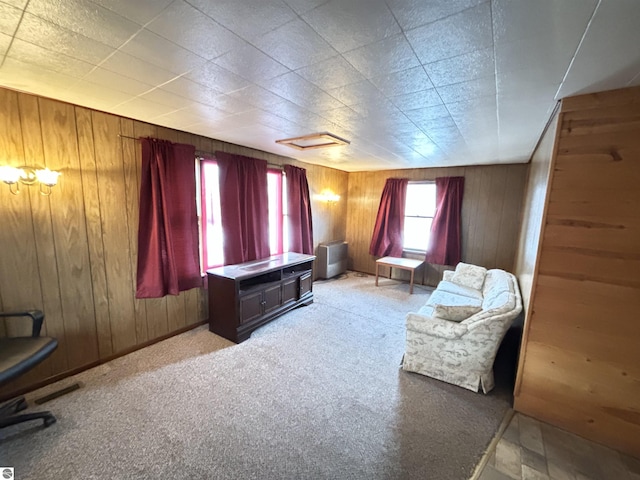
[{"left": 1, "top": 272, "right": 512, "bottom": 479}]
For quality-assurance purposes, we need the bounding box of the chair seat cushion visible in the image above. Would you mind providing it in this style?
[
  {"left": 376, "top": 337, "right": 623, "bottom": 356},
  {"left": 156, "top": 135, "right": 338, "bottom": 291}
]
[{"left": 0, "top": 337, "right": 58, "bottom": 385}]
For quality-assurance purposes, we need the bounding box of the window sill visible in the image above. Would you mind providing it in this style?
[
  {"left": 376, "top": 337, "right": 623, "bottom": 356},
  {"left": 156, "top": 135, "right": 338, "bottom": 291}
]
[{"left": 403, "top": 248, "right": 426, "bottom": 256}]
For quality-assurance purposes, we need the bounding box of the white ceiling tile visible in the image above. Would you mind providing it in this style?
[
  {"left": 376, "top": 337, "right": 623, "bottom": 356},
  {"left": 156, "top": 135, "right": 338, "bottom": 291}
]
[
  {"left": 6, "top": 38, "right": 95, "bottom": 78},
  {"left": 186, "top": 0, "right": 296, "bottom": 42},
  {"left": 194, "top": 93, "right": 255, "bottom": 115},
  {"left": 99, "top": 51, "right": 179, "bottom": 87},
  {"left": 185, "top": 62, "right": 251, "bottom": 94},
  {"left": 327, "top": 80, "right": 385, "bottom": 107},
  {"left": 63, "top": 80, "right": 134, "bottom": 108},
  {"left": 121, "top": 29, "right": 207, "bottom": 75},
  {"left": 319, "top": 106, "right": 361, "bottom": 130},
  {"left": 16, "top": 13, "right": 114, "bottom": 66},
  {"left": 227, "top": 85, "right": 285, "bottom": 110},
  {"left": 282, "top": 0, "right": 328, "bottom": 15},
  {"left": 214, "top": 43, "right": 290, "bottom": 83},
  {"left": 1, "top": 0, "right": 29, "bottom": 7},
  {"left": 90, "top": 0, "right": 174, "bottom": 26},
  {"left": 139, "top": 88, "right": 194, "bottom": 110},
  {"left": 369, "top": 66, "right": 434, "bottom": 98},
  {"left": 261, "top": 72, "right": 344, "bottom": 111},
  {"left": 254, "top": 18, "right": 337, "bottom": 70},
  {"left": 557, "top": 0, "right": 640, "bottom": 98},
  {"left": 391, "top": 88, "right": 442, "bottom": 112},
  {"left": 386, "top": 0, "right": 485, "bottom": 31},
  {"left": 406, "top": 2, "right": 492, "bottom": 65},
  {"left": 26, "top": 0, "right": 141, "bottom": 48},
  {"left": 495, "top": 39, "right": 573, "bottom": 85},
  {"left": 492, "top": 0, "right": 597, "bottom": 46},
  {"left": 153, "top": 104, "right": 223, "bottom": 128},
  {"left": 0, "top": 32, "right": 10, "bottom": 56},
  {"left": 0, "top": 2, "right": 22, "bottom": 35},
  {"left": 342, "top": 33, "right": 420, "bottom": 79},
  {"left": 0, "top": 57, "right": 78, "bottom": 96},
  {"left": 111, "top": 97, "right": 176, "bottom": 119},
  {"left": 425, "top": 47, "right": 495, "bottom": 87},
  {"left": 159, "top": 77, "right": 221, "bottom": 105},
  {"left": 302, "top": 0, "right": 400, "bottom": 53},
  {"left": 82, "top": 67, "right": 155, "bottom": 96},
  {"left": 146, "top": 1, "right": 244, "bottom": 60},
  {"left": 295, "top": 55, "right": 366, "bottom": 90},
  {"left": 405, "top": 105, "right": 451, "bottom": 130},
  {"left": 437, "top": 75, "right": 496, "bottom": 104}
]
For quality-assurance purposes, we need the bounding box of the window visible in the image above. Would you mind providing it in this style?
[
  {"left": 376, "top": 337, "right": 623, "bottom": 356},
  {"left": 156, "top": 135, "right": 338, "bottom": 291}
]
[
  {"left": 267, "top": 169, "right": 288, "bottom": 255},
  {"left": 199, "top": 160, "right": 287, "bottom": 271},
  {"left": 404, "top": 181, "right": 437, "bottom": 252}
]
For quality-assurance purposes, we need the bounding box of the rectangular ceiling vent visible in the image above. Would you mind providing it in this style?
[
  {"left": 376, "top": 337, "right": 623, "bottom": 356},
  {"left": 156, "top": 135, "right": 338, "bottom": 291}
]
[{"left": 275, "top": 132, "right": 350, "bottom": 150}]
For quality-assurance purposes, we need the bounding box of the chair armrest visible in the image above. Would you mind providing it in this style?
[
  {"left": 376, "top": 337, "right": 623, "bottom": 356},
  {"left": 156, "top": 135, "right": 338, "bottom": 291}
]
[
  {"left": 0, "top": 310, "right": 45, "bottom": 337},
  {"left": 406, "top": 312, "right": 468, "bottom": 339}
]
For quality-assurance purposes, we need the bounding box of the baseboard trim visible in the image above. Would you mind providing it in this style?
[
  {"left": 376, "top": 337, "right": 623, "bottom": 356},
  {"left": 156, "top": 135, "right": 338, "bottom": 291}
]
[
  {"left": 0, "top": 320, "right": 207, "bottom": 403},
  {"left": 468, "top": 408, "right": 515, "bottom": 480}
]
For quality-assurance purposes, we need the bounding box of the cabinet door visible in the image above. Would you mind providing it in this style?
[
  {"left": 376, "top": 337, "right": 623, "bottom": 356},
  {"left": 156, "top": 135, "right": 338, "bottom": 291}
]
[
  {"left": 282, "top": 277, "right": 298, "bottom": 304},
  {"left": 299, "top": 272, "right": 312, "bottom": 297},
  {"left": 239, "top": 291, "right": 262, "bottom": 324},
  {"left": 263, "top": 283, "right": 282, "bottom": 314}
]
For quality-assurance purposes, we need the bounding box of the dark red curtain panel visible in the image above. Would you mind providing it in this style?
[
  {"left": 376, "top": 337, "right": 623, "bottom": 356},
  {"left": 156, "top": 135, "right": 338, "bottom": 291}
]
[
  {"left": 216, "top": 151, "right": 270, "bottom": 265},
  {"left": 425, "top": 176, "right": 465, "bottom": 266},
  {"left": 284, "top": 164, "right": 314, "bottom": 255},
  {"left": 136, "top": 138, "right": 201, "bottom": 299},
  {"left": 369, "top": 178, "right": 409, "bottom": 257}
]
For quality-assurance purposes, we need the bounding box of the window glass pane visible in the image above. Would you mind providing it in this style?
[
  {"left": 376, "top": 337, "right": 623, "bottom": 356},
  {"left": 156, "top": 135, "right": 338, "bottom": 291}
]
[
  {"left": 403, "top": 217, "right": 433, "bottom": 251},
  {"left": 202, "top": 162, "right": 224, "bottom": 268},
  {"left": 405, "top": 183, "right": 436, "bottom": 217},
  {"left": 282, "top": 174, "right": 289, "bottom": 253},
  {"left": 267, "top": 171, "right": 280, "bottom": 255}
]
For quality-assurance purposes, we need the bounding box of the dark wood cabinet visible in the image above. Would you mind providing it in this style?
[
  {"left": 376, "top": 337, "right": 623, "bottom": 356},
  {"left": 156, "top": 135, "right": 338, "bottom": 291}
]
[{"left": 207, "top": 253, "right": 315, "bottom": 343}]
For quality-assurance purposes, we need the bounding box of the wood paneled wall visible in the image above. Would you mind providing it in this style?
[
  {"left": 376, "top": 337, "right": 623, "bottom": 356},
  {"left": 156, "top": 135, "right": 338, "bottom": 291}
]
[
  {"left": 514, "top": 86, "right": 640, "bottom": 457},
  {"left": 514, "top": 107, "right": 559, "bottom": 313},
  {"left": 0, "top": 87, "right": 347, "bottom": 397},
  {"left": 346, "top": 164, "right": 529, "bottom": 286}
]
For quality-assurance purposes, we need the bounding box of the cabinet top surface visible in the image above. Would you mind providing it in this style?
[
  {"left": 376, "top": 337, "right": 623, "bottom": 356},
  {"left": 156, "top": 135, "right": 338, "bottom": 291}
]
[{"left": 206, "top": 253, "right": 316, "bottom": 280}]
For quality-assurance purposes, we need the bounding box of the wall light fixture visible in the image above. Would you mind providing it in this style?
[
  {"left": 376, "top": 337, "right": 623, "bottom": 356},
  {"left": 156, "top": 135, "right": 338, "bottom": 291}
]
[
  {"left": 317, "top": 189, "right": 341, "bottom": 204},
  {"left": 0, "top": 165, "right": 61, "bottom": 196}
]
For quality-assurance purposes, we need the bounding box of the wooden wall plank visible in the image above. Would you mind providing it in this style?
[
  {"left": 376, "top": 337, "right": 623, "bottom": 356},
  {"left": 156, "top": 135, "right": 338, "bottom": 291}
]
[
  {"left": 75, "top": 107, "right": 112, "bottom": 358},
  {"left": 120, "top": 118, "right": 149, "bottom": 341},
  {"left": 0, "top": 89, "right": 54, "bottom": 388},
  {"left": 38, "top": 97, "right": 99, "bottom": 369},
  {"left": 92, "top": 111, "right": 137, "bottom": 353}
]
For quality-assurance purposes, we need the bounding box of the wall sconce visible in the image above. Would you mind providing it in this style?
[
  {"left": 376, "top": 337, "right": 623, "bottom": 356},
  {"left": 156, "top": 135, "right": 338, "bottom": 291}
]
[
  {"left": 317, "top": 189, "right": 341, "bottom": 204},
  {"left": 0, "top": 165, "right": 61, "bottom": 196}
]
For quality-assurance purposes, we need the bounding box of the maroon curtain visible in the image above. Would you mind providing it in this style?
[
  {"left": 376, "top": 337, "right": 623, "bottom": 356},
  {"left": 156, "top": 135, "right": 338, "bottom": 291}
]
[
  {"left": 369, "top": 178, "right": 409, "bottom": 257},
  {"left": 284, "top": 165, "right": 314, "bottom": 255},
  {"left": 216, "top": 151, "right": 270, "bottom": 265},
  {"left": 136, "top": 138, "right": 201, "bottom": 298},
  {"left": 425, "top": 176, "right": 465, "bottom": 266}
]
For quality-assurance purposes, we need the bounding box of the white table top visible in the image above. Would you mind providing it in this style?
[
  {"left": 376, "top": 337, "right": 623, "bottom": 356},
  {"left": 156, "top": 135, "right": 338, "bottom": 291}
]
[{"left": 376, "top": 256, "right": 424, "bottom": 269}]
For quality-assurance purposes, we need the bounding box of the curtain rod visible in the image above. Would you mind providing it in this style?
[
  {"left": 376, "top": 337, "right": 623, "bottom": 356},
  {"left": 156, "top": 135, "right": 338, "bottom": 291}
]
[{"left": 119, "top": 134, "right": 284, "bottom": 169}]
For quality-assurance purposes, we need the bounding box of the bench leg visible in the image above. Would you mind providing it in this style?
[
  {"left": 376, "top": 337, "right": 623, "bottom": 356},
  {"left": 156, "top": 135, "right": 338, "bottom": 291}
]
[{"left": 410, "top": 269, "right": 415, "bottom": 294}]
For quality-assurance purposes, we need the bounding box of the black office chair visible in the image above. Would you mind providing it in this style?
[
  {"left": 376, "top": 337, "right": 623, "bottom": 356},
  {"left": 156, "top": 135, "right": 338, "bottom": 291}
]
[{"left": 0, "top": 310, "right": 58, "bottom": 429}]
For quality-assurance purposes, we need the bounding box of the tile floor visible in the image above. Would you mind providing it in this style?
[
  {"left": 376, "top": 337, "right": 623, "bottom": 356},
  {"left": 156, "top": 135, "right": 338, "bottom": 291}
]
[{"left": 475, "top": 412, "right": 640, "bottom": 480}]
